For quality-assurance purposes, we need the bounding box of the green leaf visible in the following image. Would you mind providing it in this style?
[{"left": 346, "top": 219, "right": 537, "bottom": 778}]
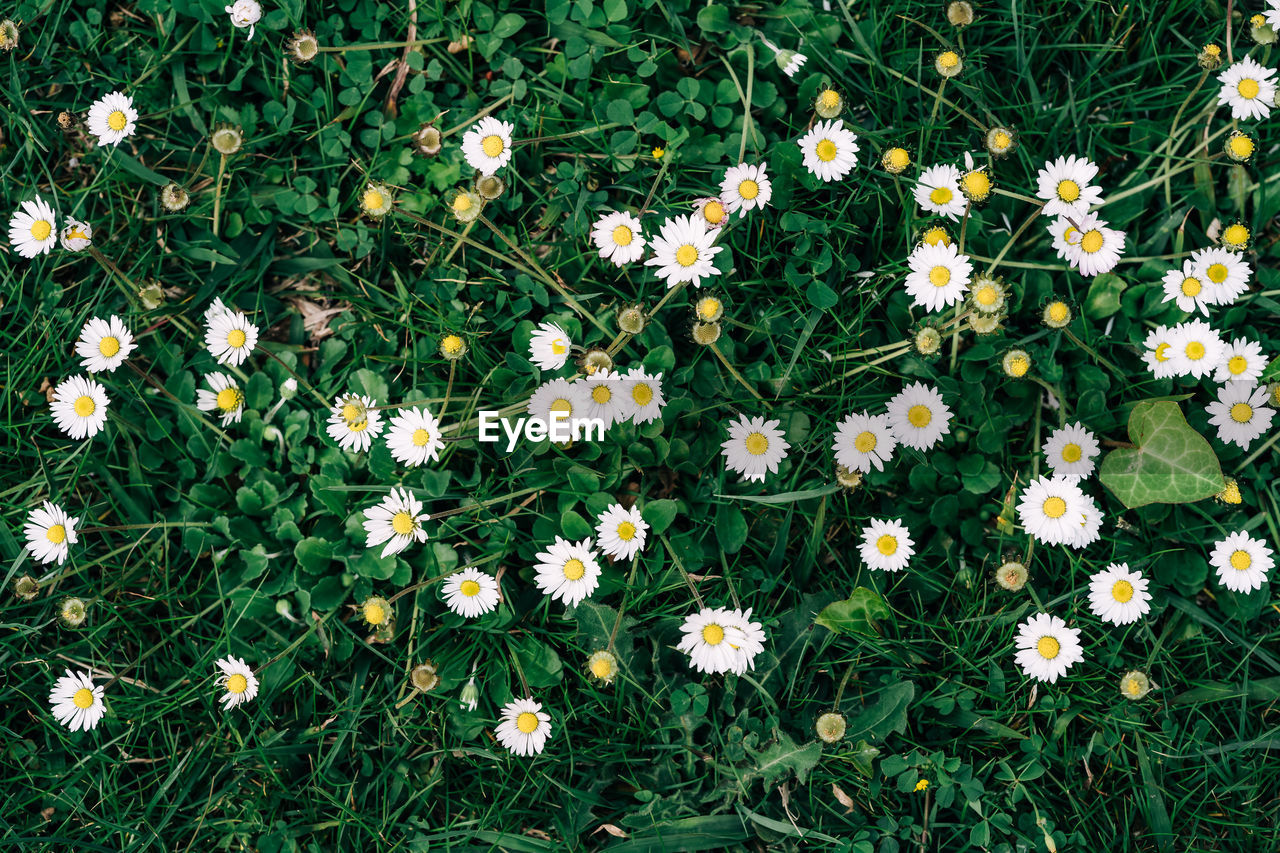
[
  {"left": 746, "top": 731, "right": 822, "bottom": 787},
  {"left": 512, "top": 636, "right": 563, "bottom": 687},
  {"left": 815, "top": 587, "right": 891, "bottom": 636},
  {"left": 714, "top": 503, "right": 748, "bottom": 554},
  {"left": 294, "top": 537, "right": 335, "bottom": 573},
  {"left": 490, "top": 12, "right": 525, "bottom": 39},
  {"left": 849, "top": 739, "right": 880, "bottom": 776},
  {"left": 843, "top": 682, "right": 915, "bottom": 742},
  {"left": 560, "top": 509, "right": 594, "bottom": 540},
  {"left": 805, "top": 280, "right": 839, "bottom": 309},
  {"left": 1083, "top": 273, "right": 1127, "bottom": 319},
  {"left": 716, "top": 484, "right": 839, "bottom": 504},
  {"left": 602, "top": 816, "right": 750, "bottom": 852},
  {"left": 1098, "top": 400, "right": 1224, "bottom": 508},
  {"left": 641, "top": 499, "right": 677, "bottom": 533}
]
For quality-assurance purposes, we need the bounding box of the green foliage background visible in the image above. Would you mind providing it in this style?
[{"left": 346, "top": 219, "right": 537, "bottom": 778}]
[{"left": 2, "top": 0, "right": 1279, "bottom": 849}]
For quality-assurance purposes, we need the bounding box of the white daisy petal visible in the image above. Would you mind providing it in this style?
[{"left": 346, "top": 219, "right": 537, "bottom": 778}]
[
  {"left": 1217, "top": 56, "right": 1277, "bottom": 121},
  {"left": 1087, "top": 563, "right": 1151, "bottom": 625},
  {"left": 24, "top": 501, "right": 80, "bottom": 566},
  {"left": 85, "top": 91, "right": 138, "bottom": 147},
  {"left": 50, "top": 375, "right": 109, "bottom": 440},
  {"left": 1209, "top": 530, "right": 1274, "bottom": 592},
  {"left": 797, "top": 120, "right": 859, "bottom": 182},
  {"left": 886, "top": 382, "right": 952, "bottom": 451},
  {"left": 595, "top": 503, "right": 648, "bottom": 562},
  {"left": 327, "top": 393, "right": 384, "bottom": 452},
  {"left": 590, "top": 211, "right": 646, "bottom": 266},
  {"left": 533, "top": 536, "right": 602, "bottom": 607},
  {"left": 1042, "top": 422, "right": 1100, "bottom": 481},
  {"left": 832, "top": 411, "right": 897, "bottom": 473},
  {"left": 529, "top": 321, "right": 572, "bottom": 371},
  {"left": 75, "top": 315, "right": 136, "bottom": 373},
  {"left": 495, "top": 697, "right": 552, "bottom": 756},
  {"left": 677, "top": 607, "right": 766, "bottom": 675},
  {"left": 8, "top": 196, "right": 58, "bottom": 258},
  {"left": 1016, "top": 475, "right": 1088, "bottom": 546},
  {"left": 441, "top": 567, "right": 501, "bottom": 617},
  {"left": 1013, "top": 613, "right": 1084, "bottom": 683},
  {"left": 385, "top": 406, "right": 444, "bottom": 466},
  {"left": 643, "top": 214, "right": 723, "bottom": 288},
  {"left": 48, "top": 669, "right": 106, "bottom": 731},
  {"left": 204, "top": 308, "right": 259, "bottom": 367},
  {"left": 913, "top": 164, "right": 967, "bottom": 220},
  {"left": 195, "top": 373, "right": 246, "bottom": 426},
  {"left": 1205, "top": 383, "right": 1274, "bottom": 449},
  {"left": 361, "top": 487, "right": 429, "bottom": 558},
  {"left": 1035, "top": 155, "right": 1104, "bottom": 219},
  {"left": 903, "top": 242, "right": 973, "bottom": 312},
  {"left": 461, "top": 116, "right": 515, "bottom": 175},
  {"left": 214, "top": 656, "right": 259, "bottom": 709},
  {"left": 858, "top": 519, "right": 914, "bottom": 572},
  {"left": 720, "top": 162, "right": 772, "bottom": 215},
  {"left": 721, "top": 414, "right": 790, "bottom": 482}
]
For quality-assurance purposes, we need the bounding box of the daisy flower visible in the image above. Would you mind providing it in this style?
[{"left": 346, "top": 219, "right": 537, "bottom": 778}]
[
  {"left": 204, "top": 307, "right": 258, "bottom": 367},
  {"left": 1209, "top": 530, "right": 1274, "bottom": 592},
  {"left": 624, "top": 367, "right": 665, "bottom": 425},
  {"left": 1205, "top": 383, "right": 1274, "bottom": 449},
  {"left": 1087, "top": 563, "right": 1151, "bottom": 625},
  {"left": 385, "top": 406, "right": 444, "bottom": 466},
  {"left": 831, "top": 411, "right": 897, "bottom": 473},
  {"left": 721, "top": 414, "right": 790, "bottom": 482},
  {"left": 59, "top": 218, "right": 93, "bottom": 252},
  {"left": 51, "top": 375, "right": 109, "bottom": 440},
  {"left": 1160, "top": 261, "right": 1211, "bottom": 316},
  {"left": 529, "top": 321, "right": 572, "bottom": 371},
  {"left": 881, "top": 145, "right": 912, "bottom": 175},
  {"left": 461, "top": 116, "right": 515, "bottom": 174},
  {"left": 441, "top": 567, "right": 501, "bottom": 617},
  {"left": 48, "top": 669, "right": 106, "bottom": 732},
  {"left": 214, "top": 656, "right": 259, "bottom": 709},
  {"left": 1042, "top": 422, "right": 1100, "bottom": 481},
  {"left": 1215, "top": 338, "right": 1266, "bottom": 383},
  {"left": 24, "top": 501, "right": 80, "bottom": 566},
  {"left": 527, "top": 378, "right": 587, "bottom": 430},
  {"left": 678, "top": 607, "right": 766, "bottom": 675},
  {"left": 326, "top": 393, "right": 383, "bottom": 452},
  {"left": 591, "top": 211, "right": 646, "bottom": 266},
  {"left": 533, "top": 536, "right": 602, "bottom": 607},
  {"left": 361, "top": 487, "right": 429, "bottom": 558},
  {"left": 1069, "top": 496, "right": 1103, "bottom": 550},
  {"left": 595, "top": 502, "right": 648, "bottom": 562},
  {"left": 582, "top": 369, "right": 628, "bottom": 429},
  {"left": 74, "top": 315, "right": 135, "bottom": 373},
  {"left": 720, "top": 162, "right": 772, "bottom": 215},
  {"left": 858, "top": 519, "right": 915, "bottom": 572},
  {"left": 913, "top": 164, "right": 966, "bottom": 220},
  {"left": 1217, "top": 56, "right": 1277, "bottom": 121},
  {"left": 777, "top": 49, "right": 806, "bottom": 77},
  {"left": 8, "top": 196, "right": 57, "bottom": 258},
  {"left": 1061, "top": 212, "right": 1125, "bottom": 277},
  {"left": 1191, "top": 247, "right": 1251, "bottom": 305},
  {"left": 85, "top": 91, "right": 138, "bottom": 147},
  {"left": 886, "top": 382, "right": 952, "bottom": 451},
  {"left": 1167, "top": 320, "right": 1225, "bottom": 378},
  {"left": 797, "top": 120, "right": 859, "bottom": 182},
  {"left": 495, "top": 698, "right": 552, "bottom": 756},
  {"left": 196, "top": 373, "right": 246, "bottom": 426},
  {"left": 692, "top": 196, "right": 730, "bottom": 230},
  {"left": 643, "top": 214, "right": 723, "bottom": 288},
  {"left": 1141, "top": 325, "right": 1179, "bottom": 379},
  {"left": 1035, "top": 155, "right": 1104, "bottom": 218},
  {"left": 903, "top": 241, "right": 973, "bottom": 312},
  {"left": 1268, "top": 0, "right": 1280, "bottom": 28},
  {"left": 1017, "top": 475, "right": 1088, "bottom": 546},
  {"left": 1013, "top": 613, "right": 1084, "bottom": 683},
  {"left": 587, "top": 650, "right": 619, "bottom": 684}
]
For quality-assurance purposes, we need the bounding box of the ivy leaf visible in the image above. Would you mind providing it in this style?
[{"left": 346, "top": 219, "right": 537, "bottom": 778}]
[
  {"left": 1098, "top": 400, "right": 1224, "bottom": 508},
  {"left": 815, "top": 587, "right": 891, "bottom": 636}
]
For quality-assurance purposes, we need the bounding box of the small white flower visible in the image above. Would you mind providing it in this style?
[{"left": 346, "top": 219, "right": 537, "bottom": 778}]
[
  {"left": 903, "top": 241, "right": 973, "bottom": 312},
  {"left": 24, "top": 501, "right": 80, "bottom": 566},
  {"left": 1209, "top": 530, "right": 1274, "bottom": 592},
  {"left": 527, "top": 377, "right": 587, "bottom": 430},
  {"left": 529, "top": 321, "right": 572, "bottom": 371},
  {"left": 1215, "top": 337, "right": 1266, "bottom": 383},
  {"left": 441, "top": 567, "right": 501, "bottom": 618},
  {"left": 1060, "top": 212, "right": 1125, "bottom": 277},
  {"left": 59, "top": 218, "right": 93, "bottom": 252},
  {"left": 495, "top": 697, "right": 552, "bottom": 756},
  {"left": 1167, "top": 320, "right": 1226, "bottom": 379},
  {"left": 721, "top": 414, "right": 790, "bottom": 482},
  {"left": 461, "top": 115, "right": 515, "bottom": 175},
  {"left": 831, "top": 411, "right": 897, "bottom": 473},
  {"left": 1267, "top": 0, "right": 1280, "bottom": 29},
  {"left": 886, "top": 382, "right": 952, "bottom": 451},
  {"left": 1205, "top": 383, "right": 1274, "bottom": 449},
  {"left": 643, "top": 214, "right": 723, "bottom": 288},
  {"left": 1013, "top": 613, "right": 1084, "bottom": 683},
  {"left": 780, "top": 50, "right": 807, "bottom": 77},
  {"left": 858, "top": 518, "right": 914, "bottom": 572},
  {"left": 8, "top": 196, "right": 57, "bottom": 258},
  {"left": 677, "top": 606, "right": 766, "bottom": 675},
  {"left": 225, "top": 0, "right": 262, "bottom": 39},
  {"left": 214, "top": 656, "right": 259, "bottom": 709},
  {"left": 1217, "top": 56, "right": 1277, "bottom": 121},
  {"left": 913, "top": 164, "right": 967, "bottom": 220},
  {"left": 797, "top": 120, "right": 859, "bottom": 182},
  {"left": 204, "top": 308, "right": 259, "bottom": 367},
  {"left": 1017, "top": 475, "right": 1088, "bottom": 546},
  {"left": 48, "top": 669, "right": 106, "bottom": 731},
  {"left": 595, "top": 503, "right": 648, "bottom": 562},
  {"left": 51, "top": 375, "right": 109, "bottom": 440},
  {"left": 582, "top": 369, "right": 628, "bottom": 429},
  {"left": 1087, "top": 563, "right": 1151, "bottom": 625},
  {"left": 1035, "top": 155, "right": 1104, "bottom": 218},
  {"left": 1160, "top": 260, "right": 1211, "bottom": 316},
  {"left": 1141, "top": 325, "right": 1179, "bottom": 379},
  {"left": 1042, "top": 422, "right": 1100, "bottom": 481},
  {"left": 1191, "top": 247, "right": 1251, "bottom": 305},
  {"left": 533, "top": 536, "right": 602, "bottom": 607},
  {"left": 1068, "top": 495, "right": 1103, "bottom": 550},
  {"left": 590, "top": 211, "right": 646, "bottom": 266},
  {"left": 74, "top": 315, "right": 135, "bottom": 373},
  {"left": 720, "top": 162, "right": 772, "bottom": 215},
  {"left": 692, "top": 196, "right": 730, "bottom": 230},
  {"left": 624, "top": 368, "right": 666, "bottom": 425},
  {"left": 385, "top": 406, "right": 445, "bottom": 467},
  {"left": 196, "top": 373, "right": 246, "bottom": 426},
  {"left": 85, "top": 91, "right": 138, "bottom": 147},
  {"left": 361, "top": 487, "right": 429, "bottom": 558},
  {"left": 326, "top": 393, "right": 384, "bottom": 452}
]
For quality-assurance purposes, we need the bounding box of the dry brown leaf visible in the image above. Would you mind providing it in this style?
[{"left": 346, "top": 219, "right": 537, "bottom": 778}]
[
  {"left": 593, "top": 824, "right": 628, "bottom": 839},
  {"left": 287, "top": 296, "right": 350, "bottom": 341},
  {"left": 831, "top": 782, "right": 855, "bottom": 814}
]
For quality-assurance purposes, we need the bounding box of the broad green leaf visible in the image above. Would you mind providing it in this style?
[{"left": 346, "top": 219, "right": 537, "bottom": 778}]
[
  {"left": 1172, "top": 676, "right": 1280, "bottom": 705},
  {"left": 815, "top": 587, "right": 891, "bottom": 635},
  {"left": 714, "top": 503, "right": 748, "bottom": 553},
  {"left": 640, "top": 499, "right": 677, "bottom": 533},
  {"left": 746, "top": 732, "right": 822, "bottom": 786},
  {"left": 849, "top": 739, "right": 880, "bottom": 776},
  {"left": 843, "top": 682, "right": 915, "bottom": 742},
  {"left": 512, "top": 636, "right": 563, "bottom": 687},
  {"left": 294, "top": 537, "right": 335, "bottom": 573},
  {"left": 560, "top": 509, "right": 594, "bottom": 540},
  {"left": 1083, "top": 273, "right": 1127, "bottom": 319},
  {"left": 1098, "top": 400, "right": 1224, "bottom": 508}
]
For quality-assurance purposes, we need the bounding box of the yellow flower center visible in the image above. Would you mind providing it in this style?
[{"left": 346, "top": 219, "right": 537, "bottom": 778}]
[
  {"left": 612, "top": 224, "right": 633, "bottom": 246},
  {"left": 928, "top": 265, "right": 951, "bottom": 287},
  {"left": 632, "top": 384, "right": 653, "bottom": 406},
  {"left": 481, "top": 134, "right": 505, "bottom": 157},
  {"left": 876, "top": 534, "right": 897, "bottom": 555},
  {"left": 453, "top": 193, "right": 473, "bottom": 212},
  {"left": 1228, "top": 355, "right": 1248, "bottom": 375},
  {"left": 590, "top": 657, "right": 614, "bottom": 678},
  {"left": 442, "top": 335, "right": 464, "bottom": 355},
  {"left": 697, "top": 298, "right": 722, "bottom": 320},
  {"left": 929, "top": 186, "right": 954, "bottom": 205},
  {"left": 975, "top": 285, "right": 996, "bottom": 306},
  {"left": 702, "top": 624, "right": 725, "bottom": 645},
  {"left": 938, "top": 50, "right": 960, "bottom": 69},
  {"left": 962, "top": 171, "right": 991, "bottom": 198},
  {"left": 363, "top": 189, "right": 385, "bottom": 211},
  {"left": 30, "top": 220, "right": 51, "bottom": 241},
  {"left": 992, "top": 131, "right": 1011, "bottom": 150},
  {"left": 1080, "top": 230, "right": 1104, "bottom": 254},
  {"left": 1230, "top": 549, "right": 1252, "bottom": 570},
  {"left": 107, "top": 110, "right": 128, "bottom": 131},
  {"left": 702, "top": 201, "right": 726, "bottom": 224},
  {"left": 460, "top": 579, "right": 481, "bottom": 597},
  {"left": 341, "top": 403, "right": 361, "bottom": 423},
  {"left": 563, "top": 558, "right": 585, "bottom": 580},
  {"left": 591, "top": 385, "right": 612, "bottom": 405},
  {"left": 364, "top": 603, "right": 387, "bottom": 625},
  {"left": 1230, "top": 402, "right": 1253, "bottom": 423},
  {"left": 1046, "top": 302, "right": 1069, "bottom": 324},
  {"left": 98, "top": 336, "right": 120, "bottom": 357},
  {"left": 1238, "top": 78, "right": 1261, "bottom": 99},
  {"left": 391, "top": 511, "right": 417, "bottom": 536},
  {"left": 1042, "top": 496, "right": 1067, "bottom": 519},
  {"left": 907, "top": 404, "right": 932, "bottom": 428},
  {"left": 215, "top": 387, "right": 241, "bottom": 412},
  {"left": 1206, "top": 263, "right": 1228, "bottom": 284},
  {"left": 1181, "top": 277, "right": 1202, "bottom": 297},
  {"left": 854, "top": 431, "right": 877, "bottom": 452},
  {"left": 1061, "top": 443, "right": 1082, "bottom": 463},
  {"left": 516, "top": 711, "right": 540, "bottom": 733},
  {"left": 883, "top": 148, "right": 910, "bottom": 172},
  {"left": 1057, "top": 179, "right": 1080, "bottom": 202},
  {"left": 226, "top": 673, "right": 248, "bottom": 694},
  {"left": 1229, "top": 135, "right": 1255, "bottom": 158},
  {"left": 1037, "top": 636, "right": 1061, "bottom": 659},
  {"left": 738, "top": 179, "right": 759, "bottom": 200},
  {"left": 744, "top": 432, "right": 769, "bottom": 455},
  {"left": 1124, "top": 678, "right": 1142, "bottom": 696},
  {"left": 550, "top": 398, "right": 572, "bottom": 415},
  {"left": 73, "top": 687, "right": 95, "bottom": 709},
  {"left": 227, "top": 329, "right": 247, "bottom": 349},
  {"left": 815, "top": 139, "right": 838, "bottom": 162},
  {"left": 1186, "top": 341, "right": 1206, "bottom": 361},
  {"left": 1154, "top": 343, "right": 1170, "bottom": 362},
  {"left": 675, "top": 244, "right": 699, "bottom": 267},
  {"left": 617, "top": 521, "right": 637, "bottom": 541},
  {"left": 1111, "top": 579, "right": 1134, "bottom": 603},
  {"left": 551, "top": 338, "right": 567, "bottom": 354},
  {"left": 1224, "top": 224, "right": 1249, "bottom": 246},
  {"left": 922, "top": 226, "right": 950, "bottom": 246},
  {"left": 74, "top": 395, "right": 96, "bottom": 417},
  {"left": 1006, "top": 355, "right": 1029, "bottom": 377},
  {"left": 819, "top": 89, "right": 840, "bottom": 109},
  {"left": 46, "top": 524, "right": 67, "bottom": 544},
  {"left": 412, "top": 428, "right": 431, "bottom": 446}
]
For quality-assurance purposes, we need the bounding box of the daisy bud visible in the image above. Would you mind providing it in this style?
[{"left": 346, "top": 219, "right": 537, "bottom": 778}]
[
  {"left": 984, "top": 126, "right": 1017, "bottom": 158},
  {"left": 279, "top": 377, "right": 298, "bottom": 399},
  {"left": 579, "top": 347, "right": 613, "bottom": 374},
  {"left": 262, "top": 424, "right": 281, "bottom": 441},
  {"left": 815, "top": 712, "right": 847, "bottom": 743},
  {"left": 13, "top": 575, "right": 39, "bottom": 601},
  {"left": 773, "top": 49, "right": 807, "bottom": 78},
  {"left": 1041, "top": 299, "right": 1073, "bottom": 329},
  {"left": 586, "top": 650, "right": 619, "bottom": 684},
  {"left": 959, "top": 166, "right": 993, "bottom": 204},
  {"left": 360, "top": 183, "right": 394, "bottom": 219},
  {"left": 881, "top": 146, "right": 913, "bottom": 175},
  {"left": 912, "top": 324, "right": 944, "bottom": 357},
  {"left": 693, "top": 196, "right": 728, "bottom": 229},
  {"left": 691, "top": 321, "right": 721, "bottom": 346},
  {"left": 1119, "top": 670, "right": 1152, "bottom": 701},
  {"left": 935, "top": 50, "right": 964, "bottom": 78},
  {"left": 459, "top": 676, "right": 479, "bottom": 711},
  {"left": 59, "top": 597, "right": 88, "bottom": 628},
  {"left": 995, "top": 560, "right": 1029, "bottom": 591},
  {"left": 967, "top": 313, "right": 1004, "bottom": 336},
  {"left": 814, "top": 87, "right": 844, "bottom": 119},
  {"left": 616, "top": 304, "right": 646, "bottom": 335},
  {"left": 225, "top": 0, "right": 262, "bottom": 40},
  {"left": 410, "top": 660, "right": 441, "bottom": 692},
  {"left": 412, "top": 123, "right": 444, "bottom": 156},
  {"left": 449, "top": 189, "right": 483, "bottom": 223},
  {"left": 967, "top": 273, "right": 1007, "bottom": 314},
  {"left": 210, "top": 123, "right": 244, "bottom": 156},
  {"left": 1224, "top": 131, "right": 1256, "bottom": 163},
  {"left": 835, "top": 464, "right": 864, "bottom": 491},
  {"left": 1250, "top": 15, "right": 1277, "bottom": 45},
  {"left": 1001, "top": 349, "right": 1031, "bottom": 378},
  {"left": 439, "top": 334, "right": 468, "bottom": 361},
  {"left": 1220, "top": 221, "right": 1251, "bottom": 252},
  {"left": 0, "top": 19, "right": 18, "bottom": 51},
  {"left": 59, "top": 219, "right": 93, "bottom": 252},
  {"left": 474, "top": 173, "right": 506, "bottom": 201},
  {"left": 694, "top": 294, "right": 726, "bottom": 323},
  {"left": 360, "top": 596, "right": 393, "bottom": 629},
  {"left": 1197, "top": 43, "right": 1223, "bottom": 70},
  {"left": 137, "top": 282, "right": 166, "bottom": 310},
  {"left": 946, "top": 1, "right": 975, "bottom": 27},
  {"left": 285, "top": 29, "right": 320, "bottom": 64},
  {"left": 160, "top": 183, "right": 190, "bottom": 212},
  {"left": 1216, "top": 477, "right": 1243, "bottom": 505},
  {"left": 919, "top": 223, "right": 952, "bottom": 247}
]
